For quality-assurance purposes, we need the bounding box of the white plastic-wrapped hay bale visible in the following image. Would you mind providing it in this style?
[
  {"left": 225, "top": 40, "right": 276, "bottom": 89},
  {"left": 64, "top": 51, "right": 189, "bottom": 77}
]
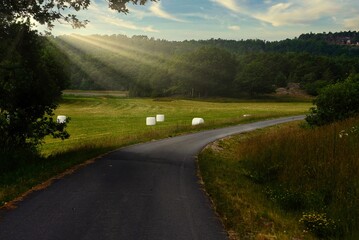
[
  {"left": 146, "top": 117, "right": 156, "bottom": 126},
  {"left": 192, "top": 118, "right": 204, "bottom": 126},
  {"left": 156, "top": 114, "right": 165, "bottom": 122},
  {"left": 57, "top": 115, "right": 67, "bottom": 124}
]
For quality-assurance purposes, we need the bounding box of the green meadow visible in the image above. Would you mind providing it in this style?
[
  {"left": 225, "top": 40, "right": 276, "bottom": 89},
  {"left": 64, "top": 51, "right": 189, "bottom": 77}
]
[
  {"left": 1, "top": 95, "right": 310, "bottom": 208},
  {"left": 42, "top": 95, "right": 311, "bottom": 155}
]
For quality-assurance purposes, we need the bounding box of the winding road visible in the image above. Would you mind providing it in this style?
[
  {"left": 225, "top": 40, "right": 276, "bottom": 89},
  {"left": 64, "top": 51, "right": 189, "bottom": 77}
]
[{"left": 0, "top": 116, "right": 304, "bottom": 240}]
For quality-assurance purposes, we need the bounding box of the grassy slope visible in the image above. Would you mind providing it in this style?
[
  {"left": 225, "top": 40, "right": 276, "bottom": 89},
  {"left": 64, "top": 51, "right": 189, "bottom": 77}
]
[
  {"left": 198, "top": 118, "right": 359, "bottom": 239},
  {"left": 1, "top": 96, "right": 310, "bottom": 208}
]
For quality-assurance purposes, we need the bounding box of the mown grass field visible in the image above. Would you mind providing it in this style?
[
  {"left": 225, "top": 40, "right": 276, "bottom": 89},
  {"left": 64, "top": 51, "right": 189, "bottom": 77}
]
[
  {"left": 198, "top": 117, "right": 359, "bottom": 240},
  {"left": 42, "top": 95, "right": 311, "bottom": 155},
  {"left": 1, "top": 95, "right": 310, "bottom": 209}
]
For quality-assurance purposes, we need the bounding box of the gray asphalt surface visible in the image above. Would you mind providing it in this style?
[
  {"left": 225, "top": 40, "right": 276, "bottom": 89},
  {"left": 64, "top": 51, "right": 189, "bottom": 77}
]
[{"left": 0, "top": 115, "right": 304, "bottom": 240}]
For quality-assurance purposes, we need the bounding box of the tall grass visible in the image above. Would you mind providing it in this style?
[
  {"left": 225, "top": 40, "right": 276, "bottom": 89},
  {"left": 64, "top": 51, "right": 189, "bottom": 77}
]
[{"left": 238, "top": 117, "right": 359, "bottom": 238}]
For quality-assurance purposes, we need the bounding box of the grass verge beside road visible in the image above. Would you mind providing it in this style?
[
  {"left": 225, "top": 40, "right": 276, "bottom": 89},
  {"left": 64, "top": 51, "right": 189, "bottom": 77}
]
[{"left": 198, "top": 117, "right": 359, "bottom": 239}]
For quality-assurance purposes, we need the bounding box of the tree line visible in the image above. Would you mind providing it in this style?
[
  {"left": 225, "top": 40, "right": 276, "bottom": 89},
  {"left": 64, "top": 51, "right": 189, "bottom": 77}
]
[
  {"left": 53, "top": 33, "right": 359, "bottom": 97},
  {"left": 298, "top": 31, "right": 359, "bottom": 45}
]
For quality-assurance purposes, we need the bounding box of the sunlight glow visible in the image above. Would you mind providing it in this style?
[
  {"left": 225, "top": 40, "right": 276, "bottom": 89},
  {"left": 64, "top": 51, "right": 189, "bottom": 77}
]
[
  {"left": 67, "top": 34, "right": 167, "bottom": 69},
  {"left": 50, "top": 34, "right": 176, "bottom": 89}
]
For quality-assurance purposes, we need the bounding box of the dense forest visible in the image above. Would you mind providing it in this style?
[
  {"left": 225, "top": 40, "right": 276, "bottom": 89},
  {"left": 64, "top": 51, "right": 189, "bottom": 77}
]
[
  {"left": 298, "top": 31, "right": 359, "bottom": 45},
  {"left": 52, "top": 31, "right": 359, "bottom": 98}
]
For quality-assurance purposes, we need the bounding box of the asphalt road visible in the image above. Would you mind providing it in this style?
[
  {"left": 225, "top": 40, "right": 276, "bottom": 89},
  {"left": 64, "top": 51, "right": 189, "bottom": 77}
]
[{"left": 0, "top": 115, "right": 304, "bottom": 240}]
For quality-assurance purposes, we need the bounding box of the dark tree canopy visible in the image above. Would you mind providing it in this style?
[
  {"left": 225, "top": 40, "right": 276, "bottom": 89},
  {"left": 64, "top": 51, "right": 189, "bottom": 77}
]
[
  {"left": 0, "top": 23, "right": 72, "bottom": 171},
  {"left": 0, "top": 24, "right": 70, "bottom": 148},
  {"left": 168, "top": 46, "right": 237, "bottom": 97}
]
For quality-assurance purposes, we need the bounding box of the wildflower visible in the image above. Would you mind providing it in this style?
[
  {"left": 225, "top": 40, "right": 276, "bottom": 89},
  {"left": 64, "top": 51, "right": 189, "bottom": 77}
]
[
  {"left": 339, "top": 130, "right": 348, "bottom": 138},
  {"left": 350, "top": 126, "right": 359, "bottom": 134}
]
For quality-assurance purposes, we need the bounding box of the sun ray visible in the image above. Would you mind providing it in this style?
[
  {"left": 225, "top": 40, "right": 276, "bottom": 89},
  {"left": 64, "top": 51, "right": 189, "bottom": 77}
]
[
  {"left": 49, "top": 36, "right": 131, "bottom": 90},
  {"left": 49, "top": 33, "right": 207, "bottom": 93},
  {"left": 87, "top": 34, "right": 170, "bottom": 63},
  {"left": 66, "top": 34, "right": 165, "bottom": 70}
]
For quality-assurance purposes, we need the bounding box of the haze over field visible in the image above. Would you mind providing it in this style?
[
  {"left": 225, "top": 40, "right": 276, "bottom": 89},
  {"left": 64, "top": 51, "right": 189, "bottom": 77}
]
[{"left": 37, "top": 0, "right": 359, "bottom": 41}]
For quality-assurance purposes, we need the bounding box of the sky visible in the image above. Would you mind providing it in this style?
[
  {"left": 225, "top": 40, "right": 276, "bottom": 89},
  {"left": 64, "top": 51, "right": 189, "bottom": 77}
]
[{"left": 41, "top": 0, "right": 359, "bottom": 41}]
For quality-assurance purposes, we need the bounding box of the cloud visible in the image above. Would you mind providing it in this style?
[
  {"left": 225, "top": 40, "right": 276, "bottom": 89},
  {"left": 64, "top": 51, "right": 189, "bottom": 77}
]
[
  {"left": 149, "top": 2, "right": 187, "bottom": 22},
  {"left": 343, "top": 16, "right": 359, "bottom": 29},
  {"left": 99, "top": 16, "right": 159, "bottom": 33},
  {"left": 181, "top": 12, "right": 221, "bottom": 22},
  {"left": 73, "top": 2, "right": 160, "bottom": 33},
  {"left": 212, "top": 0, "right": 340, "bottom": 27},
  {"left": 228, "top": 25, "right": 241, "bottom": 31},
  {"left": 254, "top": 0, "right": 339, "bottom": 26},
  {"left": 126, "top": 6, "right": 151, "bottom": 20},
  {"left": 212, "top": 0, "right": 242, "bottom": 13}
]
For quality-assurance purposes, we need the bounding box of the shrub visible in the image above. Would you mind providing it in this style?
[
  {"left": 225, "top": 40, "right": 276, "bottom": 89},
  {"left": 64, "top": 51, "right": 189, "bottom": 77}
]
[{"left": 306, "top": 74, "right": 359, "bottom": 126}]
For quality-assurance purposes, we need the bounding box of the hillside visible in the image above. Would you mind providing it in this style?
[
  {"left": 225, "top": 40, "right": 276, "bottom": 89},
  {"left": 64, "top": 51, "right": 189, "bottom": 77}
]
[{"left": 52, "top": 31, "right": 359, "bottom": 98}]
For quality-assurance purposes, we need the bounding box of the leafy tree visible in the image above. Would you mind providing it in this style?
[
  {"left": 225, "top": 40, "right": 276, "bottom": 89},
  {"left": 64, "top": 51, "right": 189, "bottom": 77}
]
[
  {"left": 303, "top": 80, "right": 330, "bottom": 96},
  {"left": 0, "top": 24, "right": 70, "bottom": 168},
  {"left": 274, "top": 72, "right": 287, "bottom": 87},
  {"left": 235, "top": 60, "right": 275, "bottom": 95},
  {"left": 169, "top": 46, "right": 237, "bottom": 97},
  {"left": 306, "top": 74, "right": 359, "bottom": 126}
]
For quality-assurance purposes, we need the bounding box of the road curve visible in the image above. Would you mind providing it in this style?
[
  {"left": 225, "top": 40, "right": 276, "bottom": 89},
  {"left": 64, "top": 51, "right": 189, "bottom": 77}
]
[{"left": 0, "top": 115, "right": 304, "bottom": 240}]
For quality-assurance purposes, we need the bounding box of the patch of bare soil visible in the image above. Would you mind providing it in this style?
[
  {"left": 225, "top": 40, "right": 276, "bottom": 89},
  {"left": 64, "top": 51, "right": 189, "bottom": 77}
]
[{"left": 275, "top": 83, "right": 310, "bottom": 98}]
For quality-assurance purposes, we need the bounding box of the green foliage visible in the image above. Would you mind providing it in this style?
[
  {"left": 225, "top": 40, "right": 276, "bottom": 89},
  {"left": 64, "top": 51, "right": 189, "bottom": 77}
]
[
  {"left": 303, "top": 80, "right": 330, "bottom": 96},
  {"left": 274, "top": 72, "right": 287, "bottom": 87},
  {"left": 306, "top": 74, "right": 359, "bottom": 126},
  {"left": 169, "top": 46, "right": 237, "bottom": 97},
  {"left": 299, "top": 31, "right": 359, "bottom": 45},
  {"left": 0, "top": 23, "right": 70, "bottom": 165},
  {"left": 53, "top": 34, "right": 359, "bottom": 98},
  {"left": 235, "top": 60, "right": 275, "bottom": 95},
  {"left": 202, "top": 32, "right": 359, "bottom": 56}
]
